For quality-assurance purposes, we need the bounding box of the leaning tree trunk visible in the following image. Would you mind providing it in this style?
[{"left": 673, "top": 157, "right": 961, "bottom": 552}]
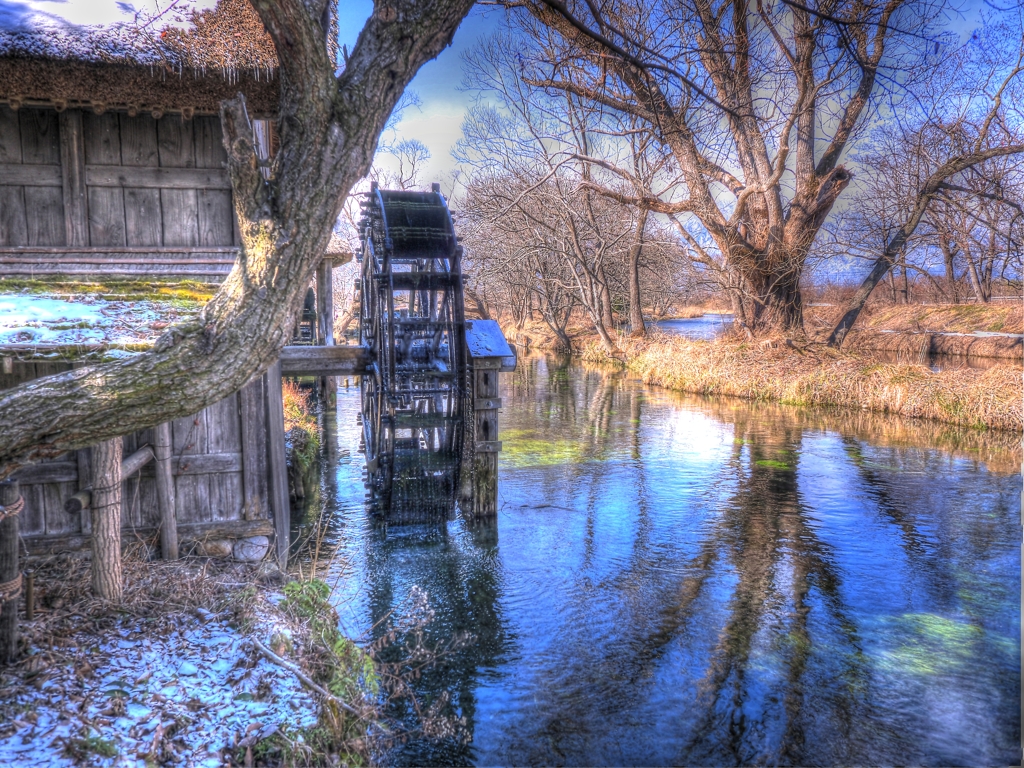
[
  {"left": 91, "top": 439, "right": 123, "bottom": 601},
  {"left": 0, "top": 0, "right": 476, "bottom": 477},
  {"left": 628, "top": 208, "right": 648, "bottom": 337}
]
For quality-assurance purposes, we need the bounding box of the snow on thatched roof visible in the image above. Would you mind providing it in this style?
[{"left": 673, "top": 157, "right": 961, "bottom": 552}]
[
  {"left": 0, "top": 0, "right": 277, "bottom": 74},
  {"left": 325, "top": 231, "right": 354, "bottom": 264},
  {"left": 0, "top": 0, "right": 286, "bottom": 115}
]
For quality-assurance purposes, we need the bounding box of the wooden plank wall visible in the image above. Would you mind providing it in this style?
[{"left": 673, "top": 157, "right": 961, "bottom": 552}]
[
  {"left": 0, "top": 105, "right": 237, "bottom": 278},
  {"left": 0, "top": 361, "right": 278, "bottom": 554}
]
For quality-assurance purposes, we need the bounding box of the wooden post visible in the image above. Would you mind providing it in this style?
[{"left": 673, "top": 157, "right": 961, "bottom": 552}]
[
  {"left": 154, "top": 422, "right": 178, "bottom": 560},
  {"left": 318, "top": 257, "right": 335, "bottom": 346},
  {"left": 76, "top": 447, "right": 91, "bottom": 534},
  {"left": 0, "top": 480, "right": 21, "bottom": 663},
  {"left": 239, "top": 376, "right": 268, "bottom": 523},
  {"left": 265, "top": 361, "right": 290, "bottom": 569},
  {"left": 472, "top": 363, "right": 502, "bottom": 519},
  {"left": 90, "top": 438, "right": 123, "bottom": 601},
  {"left": 317, "top": 257, "right": 337, "bottom": 406},
  {"left": 59, "top": 109, "right": 89, "bottom": 247}
]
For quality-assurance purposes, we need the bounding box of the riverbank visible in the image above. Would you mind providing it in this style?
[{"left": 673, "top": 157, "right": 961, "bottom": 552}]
[
  {"left": 0, "top": 551, "right": 378, "bottom": 767},
  {"left": 580, "top": 333, "right": 1022, "bottom": 432},
  {"left": 805, "top": 302, "right": 1023, "bottom": 360}
]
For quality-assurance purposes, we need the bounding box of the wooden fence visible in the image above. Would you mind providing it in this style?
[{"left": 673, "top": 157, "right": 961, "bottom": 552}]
[{"left": 1, "top": 359, "right": 289, "bottom": 563}]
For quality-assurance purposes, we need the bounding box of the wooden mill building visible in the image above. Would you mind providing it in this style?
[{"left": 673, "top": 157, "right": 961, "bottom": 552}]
[{"left": 0, "top": 0, "right": 346, "bottom": 567}]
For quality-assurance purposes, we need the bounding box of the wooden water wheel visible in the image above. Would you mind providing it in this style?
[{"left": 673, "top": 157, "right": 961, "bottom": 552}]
[{"left": 356, "top": 183, "right": 467, "bottom": 522}]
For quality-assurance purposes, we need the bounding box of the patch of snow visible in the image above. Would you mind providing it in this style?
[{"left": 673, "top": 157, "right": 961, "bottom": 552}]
[
  {"left": 0, "top": 293, "right": 201, "bottom": 352},
  {"left": 1, "top": 0, "right": 217, "bottom": 32},
  {"left": 0, "top": 614, "right": 317, "bottom": 766}
]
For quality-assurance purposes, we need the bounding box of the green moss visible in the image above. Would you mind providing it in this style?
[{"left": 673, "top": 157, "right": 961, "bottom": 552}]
[
  {"left": 0, "top": 278, "right": 215, "bottom": 305},
  {"left": 65, "top": 735, "right": 118, "bottom": 760},
  {"left": 271, "top": 579, "right": 378, "bottom": 765}
]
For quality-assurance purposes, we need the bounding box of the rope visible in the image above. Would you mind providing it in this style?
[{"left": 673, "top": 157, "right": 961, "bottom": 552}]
[
  {"left": 0, "top": 495, "right": 23, "bottom": 523},
  {"left": 0, "top": 572, "right": 22, "bottom": 616}
]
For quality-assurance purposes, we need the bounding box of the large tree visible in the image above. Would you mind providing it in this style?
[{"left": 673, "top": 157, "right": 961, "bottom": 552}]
[
  {"left": 0, "top": 0, "right": 474, "bottom": 476},
  {"left": 510, "top": 0, "right": 945, "bottom": 332}
]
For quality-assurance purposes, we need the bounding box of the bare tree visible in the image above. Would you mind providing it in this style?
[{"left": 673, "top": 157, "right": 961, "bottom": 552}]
[
  {"left": 501, "top": 0, "right": 960, "bottom": 333},
  {"left": 828, "top": 21, "right": 1024, "bottom": 346},
  {"left": 0, "top": 0, "right": 475, "bottom": 475}
]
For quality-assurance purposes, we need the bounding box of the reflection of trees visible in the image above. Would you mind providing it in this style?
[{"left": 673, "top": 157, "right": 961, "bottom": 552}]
[
  {"left": 364, "top": 520, "right": 510, "bottom": 765},
  {"left": 502, "top": 361, "right": 878, "bottom": 764},
  {"left": 680, "top": 413, "right": 867, "bottom": 765}
]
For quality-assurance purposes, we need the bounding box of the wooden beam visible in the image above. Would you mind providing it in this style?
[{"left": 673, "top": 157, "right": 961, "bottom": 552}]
[
  {"left": 238, "top": 375, "right": 268, "bottom": 522},
  {"left": 172, "top": 452, "right": 242, "bottom": 476},
  {"left": 76, "top": 447, "right": 91, "bottom": 534},
  {"left": 318, "top": 258, "right": 335, "bottom": 346},
  {"left": 121, "top": 445, "right": 154, "bottom": 478},
  {"left": 14, "top": 462, "right": 77, "bottom": 485},
  {"left": 84, "top": 165, "right": 232, "bottom": 189},
  {"left": 21, "top": 518, "right": 275, "bottom": 558},
  {"left": 58, "top": 110, "right": 89, "bottom": 246},
  {"left": 0, "top": 163, "right": 60, "bottom": 186},
  {"left": 0, "top": 246, "right": 237, "bottom": 278},
  {"left": 264, "top": 361, "right": 289, "bottom": 569},
  {"left": 279, "top": 345, "right": 372, "bottom": 376}
]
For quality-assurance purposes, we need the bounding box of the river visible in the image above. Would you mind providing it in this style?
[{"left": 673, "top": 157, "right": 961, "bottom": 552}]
[{"left": 295, "top": 354, "right": 1021, "bottom": 767}]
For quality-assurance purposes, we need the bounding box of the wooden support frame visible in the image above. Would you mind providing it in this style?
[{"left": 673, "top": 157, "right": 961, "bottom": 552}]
[
  {"left": 0, "top": 480, "right": 20, "bottom": 663},
  {"left": 265, "top": 360, "right": 290, "bottom": 569},
  {"left": 154, "top": 423, "right": 178, "bottom": 560},
  {"left": 470, "top": 363, "right": 501, "bottom": 520}
]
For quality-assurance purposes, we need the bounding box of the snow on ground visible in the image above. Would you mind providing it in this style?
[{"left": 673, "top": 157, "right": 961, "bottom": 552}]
[
  {"left": 0, "top": 613, "right": 316, "bottom": 766},
  {"left": 0, "top": 293, "right": 200, "bottom": 350}
]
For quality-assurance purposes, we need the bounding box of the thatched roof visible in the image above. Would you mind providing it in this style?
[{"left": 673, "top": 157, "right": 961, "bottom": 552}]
[
  {"left": 325, "top": 231, "right": 354, "bottom": 265},
  {"left": 0, "top": 0, "right": 307, "bottom": 117}
]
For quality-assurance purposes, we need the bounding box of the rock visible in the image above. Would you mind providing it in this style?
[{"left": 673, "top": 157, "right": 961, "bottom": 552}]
[
  {"left": 256, "top": 561, "right": 293, "bottom": 586},
  {"left": 268, "top": 628, "right": 293, "bottom": 656},
  {"left": 232, "top": 536, "right": 270, "bottom": 563},
  {"left": 196, "top": 539, "right": 233, "bottom": 558},
  {"left": 194, "top": 607, "right": 216, "bottom": 623}
]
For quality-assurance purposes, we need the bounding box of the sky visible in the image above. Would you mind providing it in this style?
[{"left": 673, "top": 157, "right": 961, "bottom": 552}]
[{"left": 336, "top": 1, "right": 507, "bottom": 189}]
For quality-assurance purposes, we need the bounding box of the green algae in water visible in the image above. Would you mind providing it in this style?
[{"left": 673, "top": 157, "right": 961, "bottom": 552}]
[
  {"left": 502, "top": 437, "right": 586, "bottom": 468},
  {"left": 875, "top": 613, "right": 1016, "bottom": 676},
  {"left": 755, "top": 459, "right": 793, "bottom": 469}
]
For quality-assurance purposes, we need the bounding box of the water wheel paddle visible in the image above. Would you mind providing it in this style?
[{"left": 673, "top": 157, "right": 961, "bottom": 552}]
[{"left": 357, "top": 184, "right": 467, "bottom": 522}]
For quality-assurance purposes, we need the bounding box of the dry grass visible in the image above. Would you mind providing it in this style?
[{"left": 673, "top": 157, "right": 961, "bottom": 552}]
[
  {"left": 582, "top": 332, "right": 1023, "bottom": 432},
  {"left": 805, "top": 301, "right": 1023, "bottom": 335},
  {"left": 16, "top": 545, "right": 283, "bottom": 649},
  {"left": 857, "top": 303, "right": 1023, "bottom": 334},
  {"left": 804, "top": 302, "right": 1024, "bottom": 360},
  {"left": 839, "top": 330, "right": 1021, "bottom": 360}
]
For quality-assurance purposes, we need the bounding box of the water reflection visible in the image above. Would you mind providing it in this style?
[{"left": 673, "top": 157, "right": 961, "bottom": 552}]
[
  {"left": 654, "top": 313, "right": 734, "bottom": 340},
  {"left": 305, "top": 355, "right": 1020, "bottom": 766}
]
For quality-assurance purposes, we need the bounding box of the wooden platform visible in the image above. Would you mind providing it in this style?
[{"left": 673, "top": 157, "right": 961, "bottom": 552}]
[{"left": 280, "top": 344, "right": 372, "bottom": 376}]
